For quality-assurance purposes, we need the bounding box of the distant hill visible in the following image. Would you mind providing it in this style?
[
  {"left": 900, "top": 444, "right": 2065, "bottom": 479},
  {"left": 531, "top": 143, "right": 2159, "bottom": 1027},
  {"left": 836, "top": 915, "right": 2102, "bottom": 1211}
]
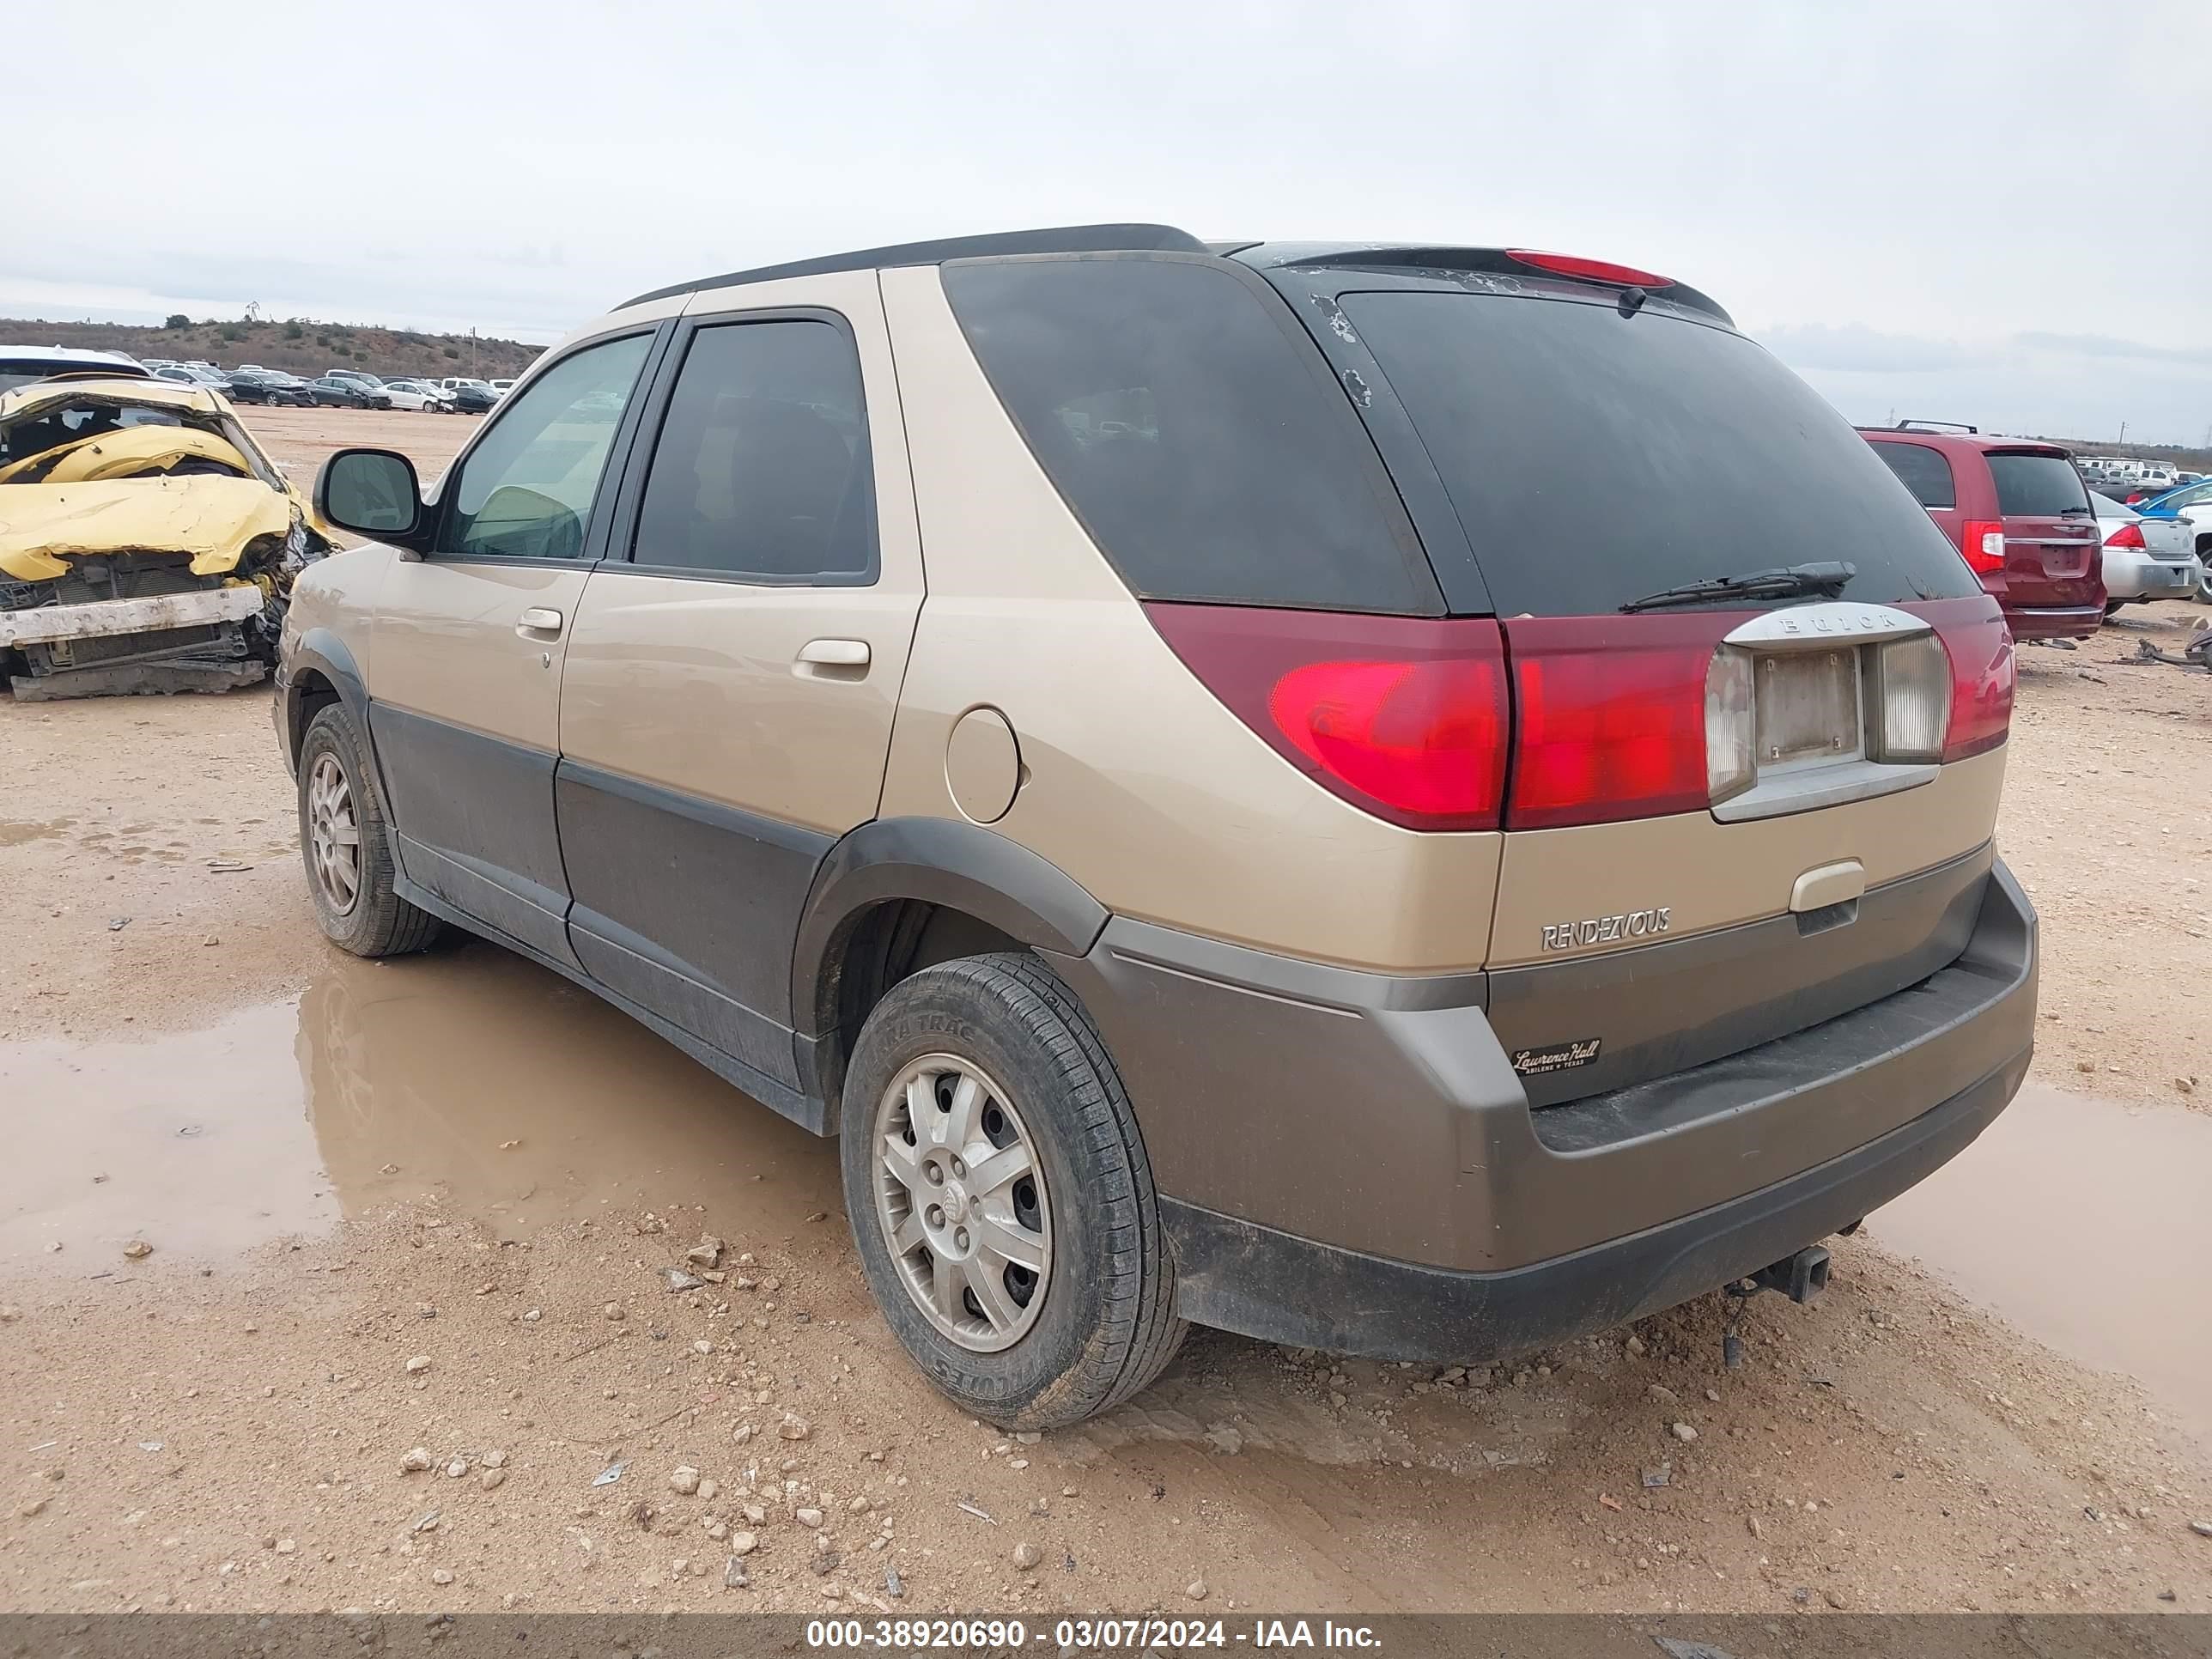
[{"left": 0, "top": 315, "right": 544, "bottom": 381}]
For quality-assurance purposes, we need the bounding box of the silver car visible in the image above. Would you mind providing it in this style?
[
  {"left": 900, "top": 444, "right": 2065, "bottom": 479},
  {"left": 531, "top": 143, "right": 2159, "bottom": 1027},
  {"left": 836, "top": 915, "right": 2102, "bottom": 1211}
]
[{"left": 2092, "top": 493, "right": 2199, "bottom": 609}]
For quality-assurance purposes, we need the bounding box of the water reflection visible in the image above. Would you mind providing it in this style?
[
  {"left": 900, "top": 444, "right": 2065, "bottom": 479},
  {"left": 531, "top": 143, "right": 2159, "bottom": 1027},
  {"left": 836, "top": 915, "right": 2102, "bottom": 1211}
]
[{"left": 0, "top": 943, "right": 841, "bottom": 1270}]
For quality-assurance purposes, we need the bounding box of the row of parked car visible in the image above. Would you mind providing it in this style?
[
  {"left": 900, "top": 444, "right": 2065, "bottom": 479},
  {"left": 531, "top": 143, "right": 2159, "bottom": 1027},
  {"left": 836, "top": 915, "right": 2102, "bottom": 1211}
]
[
  {"left": 137, "top": 358, "right": 514, "bottom": 413},
  {"left": 1860, "top": 421, "right": 2212, "bottom": 632},
  {"left": 2075, "top": 453, "right": 2195, "bottom": 496}
]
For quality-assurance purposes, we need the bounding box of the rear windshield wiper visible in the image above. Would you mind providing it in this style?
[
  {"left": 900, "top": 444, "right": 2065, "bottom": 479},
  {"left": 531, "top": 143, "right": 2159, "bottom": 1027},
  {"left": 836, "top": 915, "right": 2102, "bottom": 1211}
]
[
  {"left": 2057, "top": 504, "right": 2093, "bottom": 515},
  {"left": 1619, "top": 561, "right": 1856, "bottom": 614}
]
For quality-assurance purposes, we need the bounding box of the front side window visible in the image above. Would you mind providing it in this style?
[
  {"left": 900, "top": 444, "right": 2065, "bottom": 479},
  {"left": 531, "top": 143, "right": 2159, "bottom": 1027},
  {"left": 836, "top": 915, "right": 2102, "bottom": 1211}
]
[
  {"left": 630, "top": 319, "right": 875, "bottom": 581},
  {"left": 436, "top": 332, "right": 650, "bottom": 562}
]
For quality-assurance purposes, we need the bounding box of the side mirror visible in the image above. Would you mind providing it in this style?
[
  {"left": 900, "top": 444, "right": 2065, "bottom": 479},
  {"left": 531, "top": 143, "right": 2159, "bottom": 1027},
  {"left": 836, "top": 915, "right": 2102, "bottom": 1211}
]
[{"left": 316, "top": 447, "right": 427, "bottom": 546}]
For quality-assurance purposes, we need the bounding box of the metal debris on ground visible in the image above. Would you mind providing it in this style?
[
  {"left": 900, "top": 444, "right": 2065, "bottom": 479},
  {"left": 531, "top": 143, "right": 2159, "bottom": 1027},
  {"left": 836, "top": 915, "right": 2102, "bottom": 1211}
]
[
  {"left": 1642, "top": 1465, "right": 1672, "bottom": 1488},
  {"left": 591, "top": 1461, "right": 626, "bottom": 1487},
  {"left": 2133, "top": 636, "right": 2212, "bottom": 672},
  {"left": 956, "top": 1500, "right": 997, "bottom": 1524}
]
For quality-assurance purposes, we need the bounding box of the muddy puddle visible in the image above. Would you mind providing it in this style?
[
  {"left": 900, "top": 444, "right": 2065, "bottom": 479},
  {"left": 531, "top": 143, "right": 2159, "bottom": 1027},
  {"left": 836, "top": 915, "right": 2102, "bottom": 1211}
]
[
  {"left": 10, "top": 950, "right": 2206, "bottom": 1468},
  {"left": 0, "top": 944, "right": 840, "bottom": 1272},
  {"left": 1871, "top": 1081, "right": 2212, "bottom": 1444}
]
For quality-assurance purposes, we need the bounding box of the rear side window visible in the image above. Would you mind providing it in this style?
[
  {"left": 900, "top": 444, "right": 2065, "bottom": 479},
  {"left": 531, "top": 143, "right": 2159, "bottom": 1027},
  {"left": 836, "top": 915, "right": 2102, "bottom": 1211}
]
[
  {"left": 1987, "top": 453, "right": 2093, "bottom": 517},
  {"left": 943, "top": 257, "right": 1439, "bottom": 614},
  {"left": 1338, "top": 291, "right": 1980, "bottom": 615},
  {"left": 1869, "top": 441, "right": 1957, "bottom": 509},
  {"left": 630, "top": 319, "right": 875, "bottom": 582}
]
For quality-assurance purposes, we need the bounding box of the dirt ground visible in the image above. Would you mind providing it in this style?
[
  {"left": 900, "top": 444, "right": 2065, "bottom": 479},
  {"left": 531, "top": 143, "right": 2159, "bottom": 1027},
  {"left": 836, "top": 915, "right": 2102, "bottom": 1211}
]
[
  {"left": 3, "top": 407, "right": 2210, "bottom": 1615},
  {"left": 248, "top": 402, "right": 481, "bottom": 494}
]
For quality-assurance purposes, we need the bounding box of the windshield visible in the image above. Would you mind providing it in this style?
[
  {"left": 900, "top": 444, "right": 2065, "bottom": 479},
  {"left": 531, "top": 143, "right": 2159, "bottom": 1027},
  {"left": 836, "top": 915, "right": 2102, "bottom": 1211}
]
[{"left": 1339, "top": 291, "right": 1979, "bottom": 616}]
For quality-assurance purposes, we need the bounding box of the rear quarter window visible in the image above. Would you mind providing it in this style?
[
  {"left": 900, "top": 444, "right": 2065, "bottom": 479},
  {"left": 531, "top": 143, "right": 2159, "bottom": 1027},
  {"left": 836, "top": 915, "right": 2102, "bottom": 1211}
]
[
  {"left": 1336, "top": 290, "right": 1980, "bottom": 615},
  {"left": 1986, "top": 453, "right": 2093, "bottom": 517},
  {"left": 942, "top": 256, "right": 1440, "bottom": 614},
  {"left": 1869, "top": 441, "right": 1958, "bottom": 509}
]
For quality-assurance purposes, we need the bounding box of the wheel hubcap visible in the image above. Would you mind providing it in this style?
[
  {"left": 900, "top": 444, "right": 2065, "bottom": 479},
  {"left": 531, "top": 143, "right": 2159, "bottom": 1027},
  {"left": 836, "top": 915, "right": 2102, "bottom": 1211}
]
[
  {"left": 307, "top": 753, "right": 362, "bottom": 916},
  {"left": 873, "top": 1054, "right": 1050, "bottom": 1352}
]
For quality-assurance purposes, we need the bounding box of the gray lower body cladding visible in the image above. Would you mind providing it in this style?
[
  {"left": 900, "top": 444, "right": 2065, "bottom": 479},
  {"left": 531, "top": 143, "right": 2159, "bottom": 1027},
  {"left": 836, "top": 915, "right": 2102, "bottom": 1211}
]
[
  {"left": 1157, "top": 1051, "right": 2024, "bottom": 1365},
  {"left": 1051, "top": 860, "right": 2036, "bottom": 1354}
]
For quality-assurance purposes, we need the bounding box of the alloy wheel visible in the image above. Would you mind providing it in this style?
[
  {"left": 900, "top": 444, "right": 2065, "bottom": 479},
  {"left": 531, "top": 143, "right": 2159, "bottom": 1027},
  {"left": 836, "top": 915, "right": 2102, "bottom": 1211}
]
[
  {"left": 872, "top": 1054, "right": 1051, "bottom": 1352},
  {"left": 307, "top": 752, "right": 362, "bottom": 915}
]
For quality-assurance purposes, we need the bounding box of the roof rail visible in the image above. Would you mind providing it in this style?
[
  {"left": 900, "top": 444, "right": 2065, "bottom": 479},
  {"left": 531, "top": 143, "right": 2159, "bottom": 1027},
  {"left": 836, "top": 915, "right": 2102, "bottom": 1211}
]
[
  {"left": 1894, "top": 419, "right": 1978, "bottom": 434},
  {"left": 617, "top": 223, "right": 1208, "bottom": 310}
]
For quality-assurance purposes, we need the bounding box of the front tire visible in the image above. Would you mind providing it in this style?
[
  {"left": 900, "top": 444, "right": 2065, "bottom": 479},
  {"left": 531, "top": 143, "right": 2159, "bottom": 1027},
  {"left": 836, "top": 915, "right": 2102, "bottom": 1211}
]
[
  {"left": 840, "top": 953, "right": 1185, "bottom": 1428},
  {"left": 296, "top": 703, "right": 442, "bottom": 957}
]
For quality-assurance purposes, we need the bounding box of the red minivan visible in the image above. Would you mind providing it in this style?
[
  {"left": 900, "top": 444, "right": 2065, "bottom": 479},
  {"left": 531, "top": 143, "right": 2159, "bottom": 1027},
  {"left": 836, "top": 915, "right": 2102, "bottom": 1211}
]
[{"left": 1861, "top": 425, "right": 2105, "bottom": 640}]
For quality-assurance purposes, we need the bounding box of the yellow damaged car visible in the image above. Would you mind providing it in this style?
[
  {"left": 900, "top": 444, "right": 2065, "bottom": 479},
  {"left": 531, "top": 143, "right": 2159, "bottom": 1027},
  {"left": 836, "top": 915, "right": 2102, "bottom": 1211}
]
[{"left": 0, "top": 375, "right": 333, "bottom": 700}]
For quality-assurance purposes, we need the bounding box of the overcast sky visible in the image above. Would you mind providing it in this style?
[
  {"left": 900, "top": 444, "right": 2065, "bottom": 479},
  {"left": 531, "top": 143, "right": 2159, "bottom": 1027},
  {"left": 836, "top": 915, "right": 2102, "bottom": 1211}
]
[{"left": 12, "top": 1, "right": 2209, "bottom": 441}]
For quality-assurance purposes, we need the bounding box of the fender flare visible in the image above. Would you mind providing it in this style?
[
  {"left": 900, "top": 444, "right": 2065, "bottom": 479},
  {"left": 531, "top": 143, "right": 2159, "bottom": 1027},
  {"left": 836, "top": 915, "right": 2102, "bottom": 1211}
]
[
  {"left": 789, "top": 816, "right": 1109, "bottom": 1041},
  {"left": 282, "top": 629, "right": 368, "bottom": 762}
]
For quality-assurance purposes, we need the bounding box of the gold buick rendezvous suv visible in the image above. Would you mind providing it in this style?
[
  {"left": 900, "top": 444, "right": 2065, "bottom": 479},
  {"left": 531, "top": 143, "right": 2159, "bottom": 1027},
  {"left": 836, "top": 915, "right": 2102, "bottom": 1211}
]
[{"left": 278, "top": 226, "right": 2035, "bottom": 1427}]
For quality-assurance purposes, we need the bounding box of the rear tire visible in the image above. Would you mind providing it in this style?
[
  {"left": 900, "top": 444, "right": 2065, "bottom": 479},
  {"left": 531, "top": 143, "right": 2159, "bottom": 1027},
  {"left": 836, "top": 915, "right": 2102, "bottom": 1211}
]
[
  {"left": 296, "top": 703, "right": 442, "bottom": 957},
  {"left": 840, "top": 953, "right": 1185, "bottom": 1429}
]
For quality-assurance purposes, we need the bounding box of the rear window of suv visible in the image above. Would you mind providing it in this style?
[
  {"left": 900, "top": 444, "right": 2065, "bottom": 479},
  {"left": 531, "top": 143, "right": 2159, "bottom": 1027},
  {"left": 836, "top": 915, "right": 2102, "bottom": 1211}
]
[
  {"left": 1336, "top": 291, "right": 1980, "bottom": 616},
  {"left": 1986, "top": 452, "right": 2093, "bottom": 517},
  {"left": 942, "top": 257, "right": 1441, "bottom": 614}
]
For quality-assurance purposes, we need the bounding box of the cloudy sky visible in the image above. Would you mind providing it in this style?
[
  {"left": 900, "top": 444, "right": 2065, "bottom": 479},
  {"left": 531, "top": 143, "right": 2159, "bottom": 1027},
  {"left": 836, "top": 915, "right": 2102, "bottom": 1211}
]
[{"left": 13, "top": 1, "right": 2209, "bottom": 441}]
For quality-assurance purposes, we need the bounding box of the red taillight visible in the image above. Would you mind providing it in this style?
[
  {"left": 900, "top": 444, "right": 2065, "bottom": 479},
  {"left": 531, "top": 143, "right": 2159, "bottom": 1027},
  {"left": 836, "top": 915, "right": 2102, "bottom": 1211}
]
[
  {"left": 1911, "top": 597, "right": 2014, "bottom": 762},
  {"left": 1143, "top": 603, "right": 1508, "bottom": 830},
  {"left": 1503, "top": 616, "right": 1723, "bottom": 830},
  {"left": 1268, "top": 657, "right": 1507, "bottom": 824},
  {"left": 1504, "top": 249, "right": 1673, "bottom": 289},
  {"left": 1960, "top": 520, "right": 2007, "bottom": 574},
  {"left": 2103, "top": 520, "right": 2146, "bottom": 550}
]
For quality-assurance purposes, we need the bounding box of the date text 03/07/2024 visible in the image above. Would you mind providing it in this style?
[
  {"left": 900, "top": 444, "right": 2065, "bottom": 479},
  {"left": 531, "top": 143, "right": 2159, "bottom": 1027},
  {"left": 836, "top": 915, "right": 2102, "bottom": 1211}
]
[{"left": 802, "top": 1617, "right": 1382, "bottom": 1650}]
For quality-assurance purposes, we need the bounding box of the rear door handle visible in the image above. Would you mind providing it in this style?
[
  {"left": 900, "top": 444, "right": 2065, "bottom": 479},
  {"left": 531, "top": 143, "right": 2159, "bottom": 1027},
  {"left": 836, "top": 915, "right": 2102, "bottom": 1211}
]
[
  {"left": 796, "top": 638, "right": 870, "bottom": 668},
  {"left": 516, "top": 607, "right": 563, "bottom": 635}
]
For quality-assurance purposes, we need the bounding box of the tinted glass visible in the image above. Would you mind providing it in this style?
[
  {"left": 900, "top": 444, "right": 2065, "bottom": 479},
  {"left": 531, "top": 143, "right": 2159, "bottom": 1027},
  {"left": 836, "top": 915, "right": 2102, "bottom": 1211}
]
[
  {"left": 1869, "top": 441, "right": 1958, "bottom": 509},
  {"left": 1340, "top": 291, "right": 1979, "bottom": 615},
  {"left": 631, "top": 319, "right": 875, "bottom": 580},
  {"left": 1987, "top": 453, "right": 2093, "bottom": 517},
  {"left": 438, "top": 333, "right": 649, "bottom": 562},
  {"left": 944, "top": 257, "right": 1438, "bottom": 614}
]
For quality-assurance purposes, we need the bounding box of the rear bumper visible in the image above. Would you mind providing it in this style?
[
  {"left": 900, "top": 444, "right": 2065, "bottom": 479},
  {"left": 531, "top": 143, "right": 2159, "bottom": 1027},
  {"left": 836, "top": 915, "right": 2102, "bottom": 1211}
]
[
  {"left": 2002, "top": 603, "right": 2105, "bottom": 640},
  {"left": 1161, "top": 1050, "right": 2024, "bottom": 1363},
  {"left": 1054, "top": 859, "right": 2036, "bottom": 1363},
  {"left": 2101, "top": 547, "right": 2199, "bottom": 601}
]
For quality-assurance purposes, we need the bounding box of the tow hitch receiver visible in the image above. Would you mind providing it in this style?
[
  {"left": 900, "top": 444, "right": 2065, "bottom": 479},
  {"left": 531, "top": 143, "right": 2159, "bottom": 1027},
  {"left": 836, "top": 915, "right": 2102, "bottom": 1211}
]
[
  {"left": 1753, "top": 1244, "right": 1832, "bottom": 1305},
  {"left": 1723, "top": 1244, "right": 1833, "bottom": 1368}
]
